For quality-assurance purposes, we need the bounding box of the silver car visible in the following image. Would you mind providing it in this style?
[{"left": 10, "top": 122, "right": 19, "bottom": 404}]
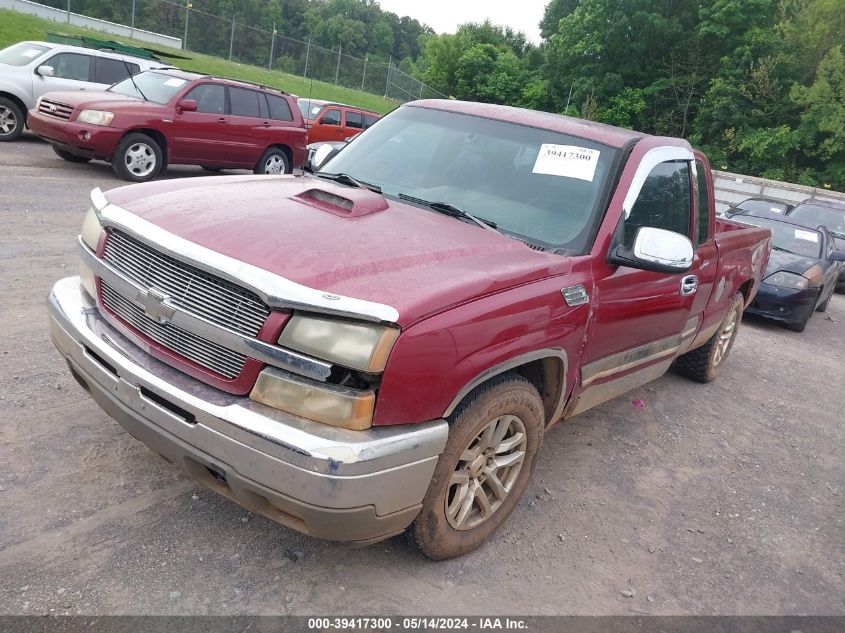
[{"left": 0, "top": 40, "right": 159, "bottom": 141}]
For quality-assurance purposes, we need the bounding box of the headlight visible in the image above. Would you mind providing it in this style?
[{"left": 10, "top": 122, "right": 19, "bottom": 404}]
[
  {"left": 764, "top": 271, "right": 809, "bottom": 290},
  {"left": 81, "top": 206, "right": 102, "bottom": 250},
  {"left": 250, "top": 368, "right": 375, "bottom": 430},
  {"left": 279, "top": 315, "right": 400, "bottom": 372},
  {"left": 77, "top": 110, "right": 114, "bottom": 126}
]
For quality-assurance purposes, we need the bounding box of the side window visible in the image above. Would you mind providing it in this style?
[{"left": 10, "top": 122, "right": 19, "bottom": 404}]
[
  {"left": 624, "top": 160, "right": 692, "bottom": 247},
  {"left": 184, "top": 83, "right": 225, "bottom": 114},
  {"left": 92, "top": 57, "right": 135, "bottom": 84},
  {"left": 363, "top": 114, "right": 378, "bottom": 129},
  {"left": 47, "top": 53, "right": 92, "bottom": 81},
  {"left": 321, "top": 108, "right": 341, "bottom": 126},
  {"left": 345, "top": 111, "right": 363, "bottom": 129},
  {"left": 694, "top": 159, "right": 711, "bottom": 245},
  {"left": 228, "top": 87, "right": 260, "bottom": 118},
  {"left": 266, "top": 94, "right": 293, "bottom": 121}
]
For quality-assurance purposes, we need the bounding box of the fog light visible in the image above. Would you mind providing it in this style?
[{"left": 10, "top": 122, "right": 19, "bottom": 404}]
[
  {"left": 79, "top": 130, "right": 91, "bottom": 141},
  {"left": 250, "top": 368, "right": 375, "bottom": 430}
]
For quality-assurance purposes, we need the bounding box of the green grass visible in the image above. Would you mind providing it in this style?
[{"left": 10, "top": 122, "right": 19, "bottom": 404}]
[{"left": 0, "top": 8, "right": 397, "bottom": 114}]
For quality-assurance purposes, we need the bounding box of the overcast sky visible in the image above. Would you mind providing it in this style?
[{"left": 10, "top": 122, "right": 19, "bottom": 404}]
[{"left": 376, "top": 0, "right": 548, "bottom": 43}]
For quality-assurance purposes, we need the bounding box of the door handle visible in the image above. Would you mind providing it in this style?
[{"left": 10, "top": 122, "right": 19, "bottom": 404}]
[
  {"left": 261, "top": 121, "right": 271, "bottom": 128},
  {"left": 680, "top": 275, "right": 698, "bottom": 296},
  {"left": 217, "top": 117, "right": 227, "bottom": 124}
]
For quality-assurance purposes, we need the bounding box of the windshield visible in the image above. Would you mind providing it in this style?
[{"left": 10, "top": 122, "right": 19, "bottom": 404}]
[
  {"left": 109, "top": 71, "right": 189, "bottom": 104},
  {"left": 733, "top": 216, "right": 822, "bottom": 258},
  {"left": 738, "top": 199, "right": 789, "bottom": 214},
  {"left": 789, "top": 203, "right": 845, "bottom": 238},
  {"left": 0, "top": 43, "right": 50, "bottom": 66},
  {"left": 322, "top": 106, "right": 617, "bottom": 251},
  {"left": 297, "top": 100, "right": 324, "bottom": 120}
]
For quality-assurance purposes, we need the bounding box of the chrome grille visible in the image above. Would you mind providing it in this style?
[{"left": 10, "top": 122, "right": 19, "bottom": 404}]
[
  {"left": 101, "top": 281, "right": 246, "bottom": 379},
  {"left": 38, "top": 99, "right": 73, "bottom": 120},
  {"left": 102, "top": 231, "right": 270, "bottom": 338}
]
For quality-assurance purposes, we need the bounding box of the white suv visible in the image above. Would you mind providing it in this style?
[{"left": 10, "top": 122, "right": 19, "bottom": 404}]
[{"left": 0, "top": 40, "right": 159, "bottom": 141}]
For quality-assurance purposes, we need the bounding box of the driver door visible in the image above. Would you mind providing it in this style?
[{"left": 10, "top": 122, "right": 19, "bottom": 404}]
[{"left": 572, "top": 149, "right": 701, "bottom": 415}]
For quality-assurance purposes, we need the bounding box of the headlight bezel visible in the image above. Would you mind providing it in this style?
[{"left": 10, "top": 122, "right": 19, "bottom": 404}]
[
  {"left": 76, "top": 109, "right": 115, "bottom": 126},
  {"left": 763, "top": 270, "right": 810, "bottom": 290},
  {"left": 278, "top": 314, "right": 400, "bottom": 373}
]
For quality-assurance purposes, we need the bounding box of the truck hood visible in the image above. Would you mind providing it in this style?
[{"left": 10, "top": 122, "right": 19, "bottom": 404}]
[
  {"left": 41, "top": 90, "right": 151, "bottom": 111},
  {"left": 103, "top": 175, "right": 567, "bottom": 325}
]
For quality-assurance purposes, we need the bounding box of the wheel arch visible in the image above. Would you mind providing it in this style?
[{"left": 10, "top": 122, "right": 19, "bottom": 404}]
[
  {"left": 0, "top": 91, "right": 27, "bottom": 123},
  {"left": 442, "top": 349, "right": 568, "bottom": 428}
]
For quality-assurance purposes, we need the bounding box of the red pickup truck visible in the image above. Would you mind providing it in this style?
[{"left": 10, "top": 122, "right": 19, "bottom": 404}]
[{"left": 47, "top": 100, "right": 771, "bottom": 559}]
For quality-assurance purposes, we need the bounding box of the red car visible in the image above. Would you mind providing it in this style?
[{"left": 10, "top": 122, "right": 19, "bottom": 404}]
[
  {"left": 48, "top": 100, "right": 771, "bottom": 558},
  {"left": 297, "top": 98, "right": 380, "bottom": 143},
  {"left": 28, "top": 69, "right": 307, "bottom": 182}
]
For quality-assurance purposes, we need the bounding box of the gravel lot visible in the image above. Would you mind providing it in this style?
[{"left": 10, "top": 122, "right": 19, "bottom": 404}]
[{"left": 1, "top": 134, "right": 843, "bottom": 616}]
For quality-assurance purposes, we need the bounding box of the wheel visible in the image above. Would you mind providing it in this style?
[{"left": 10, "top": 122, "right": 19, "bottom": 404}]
[
  {"left": 0, "top": 97, "right": 25, "bottom": 142},
  {"left": 674, "top": 292, "right": 744, "bottom": 383},
  {"left": 200, "top": 166, "right": 222, "bottom": 172},
  {"left": 836, "top": 280, "right": 845, "bottom": 295},
  {"left": 410, "top": 373, "right": 544, "bottom": 560},
  {"left": 816, "top": 290, "right": 832, "bottom": 312},
  {"left": 51, "top": 145, "right": 91, "bottom": 163},
  {"left": 112, "top": 133, "right": 163, "bottom": 182},
  {"left": 254, "top": 147, "right": 291, "bottom": 175}
]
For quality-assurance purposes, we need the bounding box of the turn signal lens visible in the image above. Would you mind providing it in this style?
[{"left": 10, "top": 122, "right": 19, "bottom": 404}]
[
  {"left": 80, "top": 259, "right": 96, "bottom": 299},
  {"left": 81, "top": 206, "right": 102, "bottom": 251},
  {"left": 250, "top": 368, "right": 375, "bottom": 430}
]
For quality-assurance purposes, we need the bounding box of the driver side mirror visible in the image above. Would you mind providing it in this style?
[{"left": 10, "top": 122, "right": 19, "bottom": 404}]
[
  {"left": 304, "top": 143, "right": 341, "bottom": 173},
  {"left": 176, "top": 99, "right": 197, "bottom": 113},
  {"left": 609, "top": 226, "right": 694, "bottom": 274},
  {"left": 36, "top": 65, "right": 55, "bottom": 77},
  {"left": 830, "top": 251, "right": 845, "bottom": 262}
]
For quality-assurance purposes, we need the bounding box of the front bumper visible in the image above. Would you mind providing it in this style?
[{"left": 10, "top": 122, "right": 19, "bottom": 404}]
[
  {"left": 27, "top": 110, "right": 121, "bottom": 160},
  {"left": 745, "top": 282, "right": 819, "bottom": 325},
  {"left": 47, "top": 276, "right": 448, "bottom": 544}
]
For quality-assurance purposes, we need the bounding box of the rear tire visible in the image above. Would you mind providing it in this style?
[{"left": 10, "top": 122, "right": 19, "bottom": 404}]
[
  {"left": 410, "top": 373, "right": 544, "bottom": 560},
  {"left": 0, "top": 97, "right": 25, "bottom": 142},
  {"left": 51, "top": 145, "right": 91, "bottom": 163},
  {"left": 816, "top": 291, "right": 832, "bottom": 312},
  {"left": 254, "top": 147, "right": 291, "bottom": 175},
  {"left": 112, "top": 132, "right": 163, "bottom": 182},
  {"left": 674, "top": 293, "right": 744, "bottom": 383}
]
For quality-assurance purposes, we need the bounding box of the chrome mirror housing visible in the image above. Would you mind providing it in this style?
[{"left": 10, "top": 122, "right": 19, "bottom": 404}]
[{"left": 610, "top": 226, "right": 694, "bottom": 274}]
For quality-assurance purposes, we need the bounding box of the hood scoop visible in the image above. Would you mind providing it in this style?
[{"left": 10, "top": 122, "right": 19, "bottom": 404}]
[{"left": 293, "top": 185, "right": 389, "bottom": 218}]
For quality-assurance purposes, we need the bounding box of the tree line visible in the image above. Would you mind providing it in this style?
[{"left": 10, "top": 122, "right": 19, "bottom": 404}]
[{"left": 64, "top": 0, "right": 843, "bottom": 188}]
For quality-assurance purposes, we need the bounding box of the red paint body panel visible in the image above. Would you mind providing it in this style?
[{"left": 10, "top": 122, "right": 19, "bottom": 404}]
[
  {"left": 27, "top": 75, "right": 307, "bottom": 169},
  {"left": 94, "top": 100, "right": 772, "bottom": 427}
]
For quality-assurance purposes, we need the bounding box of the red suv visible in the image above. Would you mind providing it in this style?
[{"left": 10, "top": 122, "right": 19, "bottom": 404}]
[
  {"left": 297, "top": 98, "right": 380, "bottom": 143},
  {"left": 27, "top": 69, "right": 307, "bottom": 182}
]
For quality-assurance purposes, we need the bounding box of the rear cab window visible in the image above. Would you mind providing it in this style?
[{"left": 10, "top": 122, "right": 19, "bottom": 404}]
[
  {"left": 363, "top": 114, "right": 379, "bottom": 129},
  {"left": 345, "top": 111, "right": 363, "bottom": 129},
  {"left": 0, "top": 43, "right": 50, "bottom": 66}
]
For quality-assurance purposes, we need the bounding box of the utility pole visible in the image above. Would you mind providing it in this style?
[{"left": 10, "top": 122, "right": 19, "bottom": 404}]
[
  {"left": 269, "top": 22, "right": 276, "bottom": 70},
  {"left": 130, "top": 0, "right": 135, "bottom": 38},
  {"left": 66, "top": 0, "right": 70, "bottom": 24},
  {"left": 303, "top": 37, "right": 310, "bottom": 78},
  {"left": 361, "top": 53, "right": 368, "bottom": 91},
  {"left": 334, "top": 44, "right": 342, "bottom": 85},
  {"left": 183, "top": 1, "right": 191, "bottom": 51},
  {"left": 228, "top": 14, "right": 235, "bottom": 60},
  {"left": 384, "top": 55, "right": 391, "bottom": 97}
]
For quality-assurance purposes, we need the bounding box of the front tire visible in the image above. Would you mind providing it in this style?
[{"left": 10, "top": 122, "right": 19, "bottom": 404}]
[
  {"left": 410, "top": 373, "right": 544, "bottom": 560},
  {"left": 112, "top": 132, "right": 163, "bottom": 182},
  {"left": 254, "top": 147, "right": 291, "bottom": 175},
  {"left": 674, "top": 292, "right": 744, "bottom": 383},
  {"left": 51, "top": 145, "right": 91, "bottom": 163},
  {"left": 0, "top": 97, "right": 25, "bottom": 142},
  {"left": 816, "top": 290, "right": 832, "bottom": 312}
]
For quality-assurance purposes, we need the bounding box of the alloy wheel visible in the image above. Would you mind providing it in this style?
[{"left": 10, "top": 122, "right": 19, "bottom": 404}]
[
  {"left": 0, "top": 106, "right": 17, "bottom": 136},
  {"left": 124, "top": 143, "right": 156, "bottom": 177},
  {"left": 713, "top": 307, "right": 738, "bottom": 366},
  {"left": 264, "top": 155, "right": 286, "bottom": 174}
]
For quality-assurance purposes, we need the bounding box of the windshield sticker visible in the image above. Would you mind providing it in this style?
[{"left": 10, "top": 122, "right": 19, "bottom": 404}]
[
  {"left": 533, "top": 144, "right": 600, "bottom": 181},
  {"left": 795, "top": 229, "right": 819, "bottom": 242},
  {"left": 163, "top": 78, "right": 187, "bottom": 87},
  {"left": 22, "top": 48, "right": 42, "bottom": 58}
]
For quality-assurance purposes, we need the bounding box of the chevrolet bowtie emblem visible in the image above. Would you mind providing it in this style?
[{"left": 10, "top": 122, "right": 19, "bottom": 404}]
[{"left": 134, "top": 288, "right": 175, "bottom": 324}]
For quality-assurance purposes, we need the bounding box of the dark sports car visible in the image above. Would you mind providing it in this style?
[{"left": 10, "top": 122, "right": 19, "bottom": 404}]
[
  {"left": 787, "top": 198, "right": 845, "bottom": 292},
  {"left": 731, "top": 210, "right": 845, "bottom": 331},
  {"left": 725, "top": 196, "right": 795, "bottom": 218}
]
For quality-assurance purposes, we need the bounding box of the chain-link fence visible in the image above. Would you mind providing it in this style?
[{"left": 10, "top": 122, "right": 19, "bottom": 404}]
[{"left": 32, "top": 0, "right": 447, "bottom": 103}]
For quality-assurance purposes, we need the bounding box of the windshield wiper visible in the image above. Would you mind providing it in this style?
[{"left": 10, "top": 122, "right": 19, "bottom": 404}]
[
  {"left": 116, "top": 58, "right": 148, "bottom": 102},
  {"left": 397, "top": 193, "right": 500, "bottom": 233},
  {"left": 313, "top": 172, "right": 381, "bottom": 193}
]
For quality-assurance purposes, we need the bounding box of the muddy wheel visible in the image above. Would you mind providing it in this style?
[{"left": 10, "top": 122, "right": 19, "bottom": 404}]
[
  {"left": 410, "top": 373, "right": 544, "bottom": 560},
  {"left": 674, "top": 292, "right": 744, "bottom": 383}
]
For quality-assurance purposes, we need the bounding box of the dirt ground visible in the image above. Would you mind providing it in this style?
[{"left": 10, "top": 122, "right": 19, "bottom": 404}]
[{"left": 1, "top": 135, "right": 843, "bottom": 616}]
